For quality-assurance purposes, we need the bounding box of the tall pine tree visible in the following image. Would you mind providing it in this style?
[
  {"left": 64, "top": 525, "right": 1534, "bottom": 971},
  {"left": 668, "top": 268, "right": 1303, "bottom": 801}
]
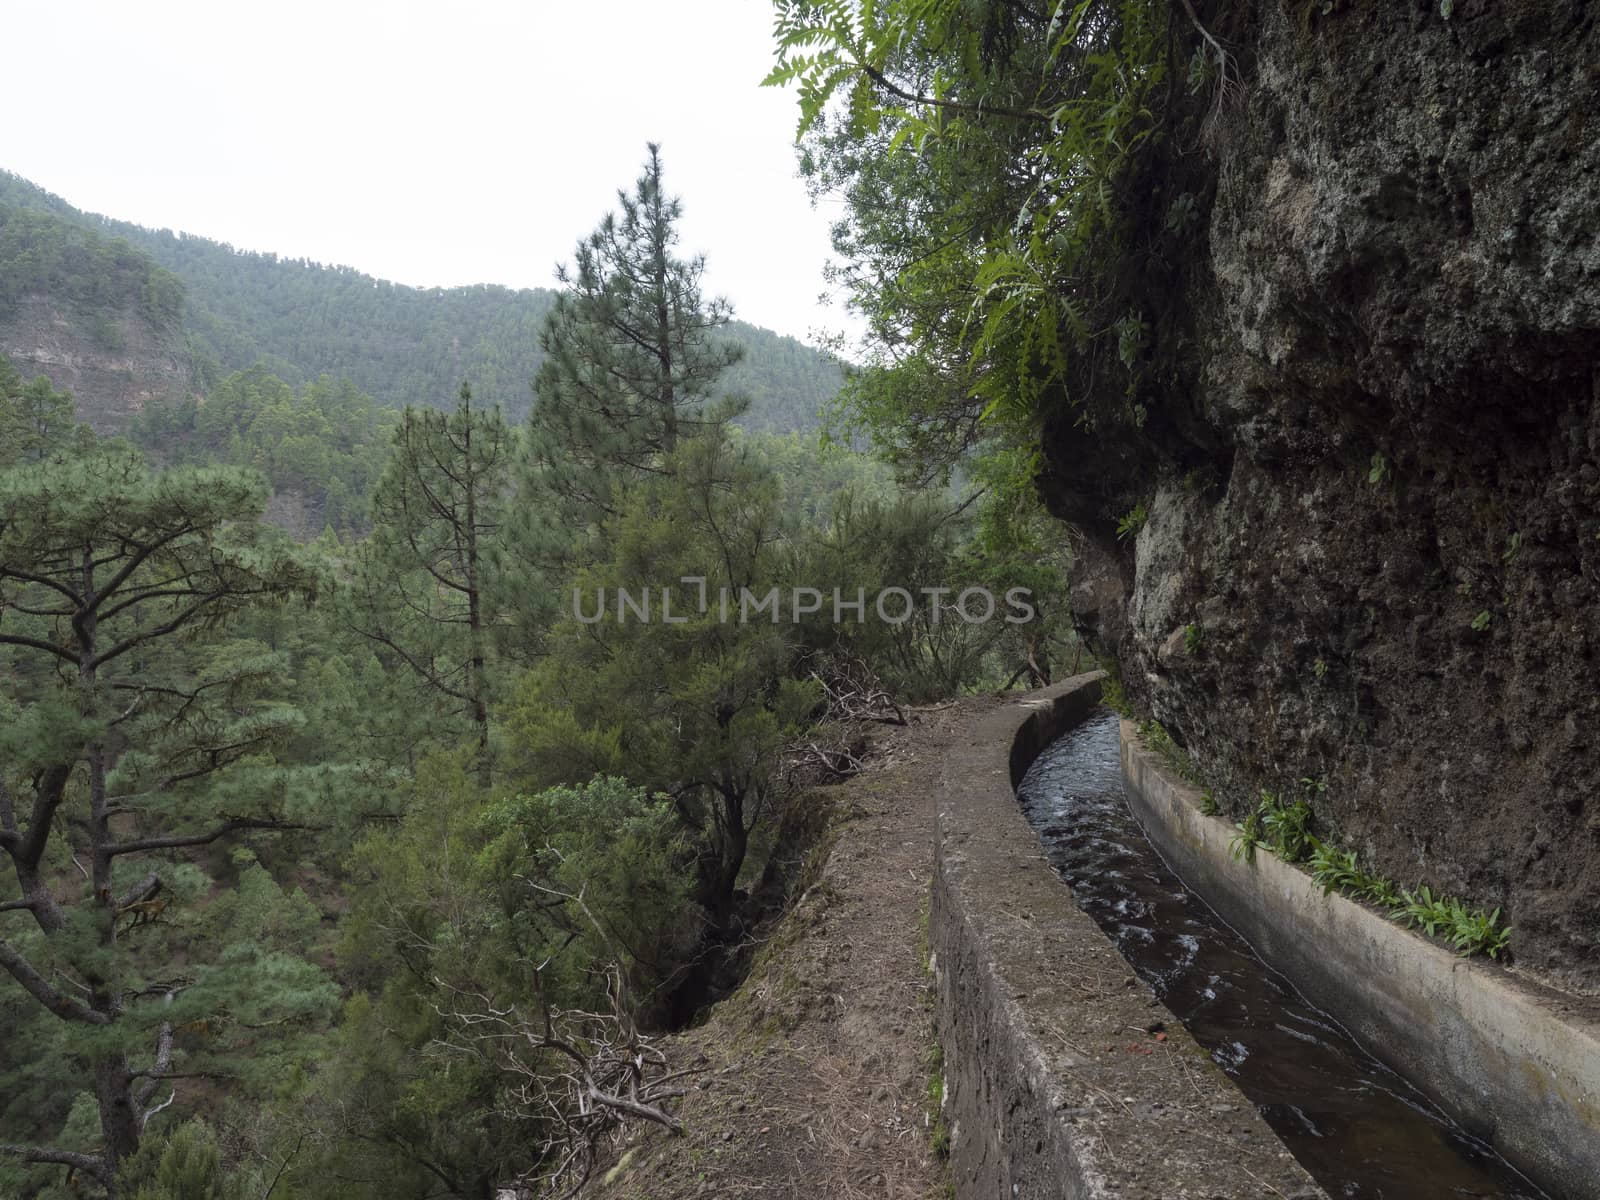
[
  {"left": 0, "top": 440, "right": 322, "bottom": 1189},
  {"left": 522, "top": 144, "right": 744, "bottom": 558},
  {"left": 349, "top": 383, "right": 513, "bottom": 785}
]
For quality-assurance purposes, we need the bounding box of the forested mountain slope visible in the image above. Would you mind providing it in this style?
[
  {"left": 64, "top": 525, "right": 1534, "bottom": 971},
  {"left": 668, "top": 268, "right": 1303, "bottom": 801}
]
[{"left": 0, "top": 171, "right": 843, "bottom": 433}]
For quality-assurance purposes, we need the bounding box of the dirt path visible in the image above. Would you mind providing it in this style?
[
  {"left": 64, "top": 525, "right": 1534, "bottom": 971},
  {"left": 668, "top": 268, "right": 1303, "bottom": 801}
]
[{"left": 592, "top": 698, "right": 1001, "bottom": 1200}]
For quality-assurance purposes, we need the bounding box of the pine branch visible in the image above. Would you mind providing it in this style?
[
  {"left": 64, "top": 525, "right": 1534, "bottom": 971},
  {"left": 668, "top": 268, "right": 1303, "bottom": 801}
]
[
  {"left": 0, "top": 1143, "right": 110, "bottom": 1183},
  {"left": 0, "top": 936, "right": 113, "bottom": 1024},
  {"left": 108, "top": 815, "right": 310, "bottom": 857}
]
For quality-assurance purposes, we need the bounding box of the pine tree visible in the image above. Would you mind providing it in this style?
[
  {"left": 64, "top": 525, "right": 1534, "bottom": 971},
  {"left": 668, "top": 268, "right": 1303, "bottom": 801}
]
[
  {"left": 0, "top": 440, "right": 321, "bottom": 1189},
  {"left": 509, "top": 431, "right": 817, "bottom": 926},
  {"left": 522, "top": 144, "right": 744, "bottom": 554},
  {"left": 349, "top": 383, "right": 512, "bottom": 785},
  {"left": 0, "top": 354, "right": 91, "bottom": 467}
]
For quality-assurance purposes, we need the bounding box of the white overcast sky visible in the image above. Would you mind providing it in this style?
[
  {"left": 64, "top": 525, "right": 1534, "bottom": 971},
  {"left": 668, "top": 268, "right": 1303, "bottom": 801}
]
[{"left": 1, "top": 0, "right": 854, "bottom": 345}]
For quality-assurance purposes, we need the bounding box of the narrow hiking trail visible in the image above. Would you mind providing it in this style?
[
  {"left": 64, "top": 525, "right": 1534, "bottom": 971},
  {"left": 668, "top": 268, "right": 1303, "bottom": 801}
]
[{"left": 593, "top": 696, "right": 1003, "bottom": 1200}]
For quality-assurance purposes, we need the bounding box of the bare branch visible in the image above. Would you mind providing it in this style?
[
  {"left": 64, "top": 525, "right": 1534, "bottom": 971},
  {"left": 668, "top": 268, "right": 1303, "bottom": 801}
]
[
  {"left": 135, "top": 1022, "right": 175, "bottom": 1107},
  {"left": 108, "top": 816, "right": 310, "bottom": 857},
  {"left": 140, "top": 1087, "right": 177, "bottom": 1131}
]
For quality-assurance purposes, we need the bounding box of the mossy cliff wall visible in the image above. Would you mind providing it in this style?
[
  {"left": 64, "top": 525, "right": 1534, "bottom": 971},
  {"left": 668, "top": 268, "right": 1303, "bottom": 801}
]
[{"left": 1044, "top": 1, "right": 1599, "bottom": 990}]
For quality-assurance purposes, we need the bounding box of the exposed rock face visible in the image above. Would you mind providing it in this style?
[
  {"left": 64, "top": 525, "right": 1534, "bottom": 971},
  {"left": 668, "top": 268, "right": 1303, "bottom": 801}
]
[
  {"left": 1045, "top": 2, "right": 1600, "bottom": 990},
  {"left": 0, "top": 295, "right": 194, "bottom": 433}
]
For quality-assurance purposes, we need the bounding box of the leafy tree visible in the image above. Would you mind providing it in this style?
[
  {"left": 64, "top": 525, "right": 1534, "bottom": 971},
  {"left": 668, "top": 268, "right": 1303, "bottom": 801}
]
[
  {"left": 0, "top": 439, "right": 322, "bottom": 1188},
  {"left": 349, "top": 384, "right": 514, "bottom": 785},
  {"left": 522, "top": 144, "right": 744, "bottom": 551},
  {"left": 766, "top": 0, "right": 1223, "bottom": 537}
]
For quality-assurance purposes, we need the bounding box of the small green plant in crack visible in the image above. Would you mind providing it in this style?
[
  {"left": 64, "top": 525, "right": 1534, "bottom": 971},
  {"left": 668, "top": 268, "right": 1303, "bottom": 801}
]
[
  {"left": 1313, "top": 657, "right": 1328, "bottom": 680},
  {"left": 1231, "top": 790, "right": 1315, "bottom": 864},
  {"left": 1230, "top": 806, "right": 1266, "bottom": 864},
  {"left": 1140, "top": 720, "right": 1202, "bottom": 786},
  {"left": 1099, "top": 670, "right": 1132, "bottom": 718},
  {"left": 1471, "top": 610, "right": 1493, "bottom": 632},
  {"left": 1309, "top": 840, "right": 1364, "bottom": 897},
  {"left": 1184, "top": 622, "right": 1204, "bottom": 654},
  {"left": 1391, "top": 887, "right": 1513, "bottom": 958},
  {"left": 1262, "top": 793, "right": 1316, "bottom": 863},
  {"left": 1360, "top": 873, "right": 1402, "bottom": 909},
  {"left": 1501, "top": 532, "right": 1523, "bottom": 564},
  {"left": 1368, "top": 451, "right": 1389, "bottom": 486},
  {"left": 1448, "top": 904, "right": 1512, "bottom": 958},
  {"left": 1392, "top": 885, "right": 1452, "bottom": 937},
  {"left": 1199, "top": 790, "right": 1219, "bottom": 816},
  {"left": 924, "top": 1042, "right": 951, "bottom": 1161},
  {"left": 1116, "top": 501, "right": 1148, "bottom": 542}
]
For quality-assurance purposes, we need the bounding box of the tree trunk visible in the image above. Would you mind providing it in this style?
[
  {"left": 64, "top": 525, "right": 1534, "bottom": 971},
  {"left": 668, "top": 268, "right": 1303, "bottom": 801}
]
[
  {"left": 94, "top": 1055, "right": 140, "bottom": 1180},
  {"left": 458, "top": 384, "right": 492, "bottom": 789}
]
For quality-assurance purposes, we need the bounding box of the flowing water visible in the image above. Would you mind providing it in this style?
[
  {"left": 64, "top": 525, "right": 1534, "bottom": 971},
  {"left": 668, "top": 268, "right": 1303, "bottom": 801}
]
[{"left": 1016, "top": 710, "right": 1556, "bottom": 1200}]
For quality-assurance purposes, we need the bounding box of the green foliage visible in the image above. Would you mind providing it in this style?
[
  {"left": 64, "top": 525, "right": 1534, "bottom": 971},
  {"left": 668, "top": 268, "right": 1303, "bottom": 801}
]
[
  {"left": 1448, "top": 905, "right": 1513, "bottom": 959},
  {"left": 1308, "top": 841, "right": 1365, "bottom": 898},
  {"left": 1099, "top": 666, "right": 1132, "bottom": 718},
  {"left": 1392, "top": 887, "right": 1512, "bottom": 958},
  {"left": 1230, "top": 789, "right": 1315, "bottom": 865},
  {"left": 1471, "top": 609, "right": 1493, "bottom": 631},
  {"left": 350, "top": 383, "right": 516, "bottom": 780},
  {"left": 130, "top": 367, "right": 399, "bottom": 534},
  {"left": 767, "top": 0, "right": 1197, "bottom": 483},
  {"left": 118, "top": 1120, "right": 245, "bottom": 1200},
  {"left": 791, "top": 474, "right": 1071, "bottom": 701},
  {"left": 1368, "top": 451, "right": 1389, "bottom": 486},
  {"left": 521, "top": 144, "right": 744, "bottom": 570},
  {"left": 511, "top": 431, "right": 818, "bottom": 917},
  {"left": 0, "top": 402, "right": 331, "bottom": 1179},
  {"left": 1393, "top": 885, "right": 1452, "bottom": 937},
  {"left": 1139, "top": 720, "right": 1202, "bottom": 787},
  {"left": 0, "top": 354, "right": 94, "bottom": 466},
  {"left": 0, "top": 200, "right": 182, "bottom": 329},
  {"left": 1116, "top": 502, "right": 1148, "bottom": 542},
  {"left": 1230, "top": 807, "right": 1265, "bottom": 865},
  {"left": 1184, "top": 622, "right": 1203, "bottom": 654},
  {"left": 476, "top": 777, "right": 693, "bottom": 998}
]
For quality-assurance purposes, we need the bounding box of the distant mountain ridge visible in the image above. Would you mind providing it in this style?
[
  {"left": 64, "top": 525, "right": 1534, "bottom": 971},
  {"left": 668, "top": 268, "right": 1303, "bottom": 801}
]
[{"left": 0, "top": 170, "right": 844, "bottom": 433}]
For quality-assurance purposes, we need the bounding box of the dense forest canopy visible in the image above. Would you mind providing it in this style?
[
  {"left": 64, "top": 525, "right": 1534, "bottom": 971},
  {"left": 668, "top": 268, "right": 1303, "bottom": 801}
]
[{"left": 0, "top": 203, "right": 183, "bottom": 335}]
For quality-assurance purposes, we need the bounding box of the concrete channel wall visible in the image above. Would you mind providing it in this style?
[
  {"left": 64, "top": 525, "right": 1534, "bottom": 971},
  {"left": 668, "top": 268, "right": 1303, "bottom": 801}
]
[
  {"left": 1121, "top": 724, "right": 1600, "bottom": 1200},
  {"left": 929, "top": 676, "right": 1325, "bottom": 1200}
]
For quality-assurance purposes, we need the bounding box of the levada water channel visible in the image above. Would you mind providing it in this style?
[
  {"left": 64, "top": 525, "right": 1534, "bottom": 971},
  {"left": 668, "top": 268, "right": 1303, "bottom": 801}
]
[{"left": 1016, "top": 710, "right": 1555, "bottom": 1200}]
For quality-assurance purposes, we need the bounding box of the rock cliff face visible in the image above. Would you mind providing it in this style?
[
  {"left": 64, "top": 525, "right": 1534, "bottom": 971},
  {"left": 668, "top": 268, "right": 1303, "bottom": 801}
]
[
  {"left": 1044, "top": 1, "right": 1600, "bottom": 990},
  {"left": 0, "top": 295, "right": 194, "bottom": 433}
]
